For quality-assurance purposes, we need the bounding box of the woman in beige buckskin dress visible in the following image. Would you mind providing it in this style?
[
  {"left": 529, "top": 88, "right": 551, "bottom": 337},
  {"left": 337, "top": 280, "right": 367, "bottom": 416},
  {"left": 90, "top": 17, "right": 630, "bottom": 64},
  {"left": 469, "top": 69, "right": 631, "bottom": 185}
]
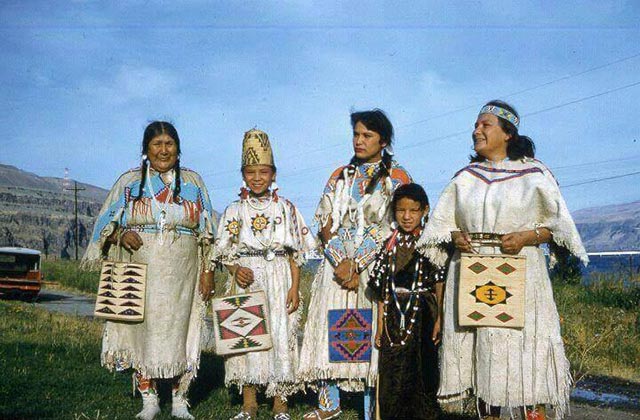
[{"left": 83, "top": 121, "right": 216, "bottom": 420}]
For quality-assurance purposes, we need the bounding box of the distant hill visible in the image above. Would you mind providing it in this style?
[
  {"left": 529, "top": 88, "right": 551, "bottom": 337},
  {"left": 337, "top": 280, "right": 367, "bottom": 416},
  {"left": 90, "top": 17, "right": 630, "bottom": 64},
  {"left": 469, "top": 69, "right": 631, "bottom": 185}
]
[
  {"left": 0, "top": 163, "right": 222, "bottom": 259},
  {"left": 574, "top": 201, "right": 640, "bottom": 252},
  {"left": 0, "top": 164, "right": 108, "bottom": 201},
  {"left": 0, "top": 162, "right": 637, "bottom": 257},
  {"left": 0, "top": 164, "right": 109, "bottom": 258}
]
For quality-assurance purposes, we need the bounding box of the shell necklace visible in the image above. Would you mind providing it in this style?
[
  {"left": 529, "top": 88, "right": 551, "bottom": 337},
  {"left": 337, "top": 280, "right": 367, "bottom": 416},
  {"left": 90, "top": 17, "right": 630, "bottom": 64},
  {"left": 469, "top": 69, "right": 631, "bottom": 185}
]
[
  {"left": 383, "top": 232, "right": 424, "bottom": 347},
  {"left": 146, "top": 165, "right": 176, "bottom": 245}
]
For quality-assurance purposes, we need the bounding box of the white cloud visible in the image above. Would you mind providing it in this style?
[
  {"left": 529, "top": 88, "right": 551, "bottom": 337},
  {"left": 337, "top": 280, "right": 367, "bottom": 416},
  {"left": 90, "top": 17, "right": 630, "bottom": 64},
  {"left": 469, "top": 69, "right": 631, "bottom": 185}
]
[{"left": 81, "top": 65, "right": 178, "bottom": 104}]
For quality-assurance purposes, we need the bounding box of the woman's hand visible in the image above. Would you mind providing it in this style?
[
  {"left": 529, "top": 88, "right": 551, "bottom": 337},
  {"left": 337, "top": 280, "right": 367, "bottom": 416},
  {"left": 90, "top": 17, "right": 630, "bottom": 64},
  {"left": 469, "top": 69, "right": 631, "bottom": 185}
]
[
  {"left": 374, "top": 329, "right": 382, "bottom": 349},
  {"left": 199, "top": 270, "right": 215, "bottom": 300},
  {"left": 341, "top": 271, "right": 360, "bottom": 291},
  {"left": 286, "top": 287, "right": 300, "bottom": 314},
  {"left": 333, "top": 259, "right": 354, "bottom": 284},
  {"left": 120, "top": 231, "right": 143, "bottom": 251},
  {"left": 500, "top": 232, "right": 528, "bottom": 255},
  {"left": 318, "top": 217, "right": 334, "bottom": 246},
  {"left": 233, "top": 265, "right": 255, "bottom": 288},
  {"left": 431, "top": 316, "right": 442, "bottom": 345},
  {"left": 451, "top": 231, "right": 472, "bottom": 253}
]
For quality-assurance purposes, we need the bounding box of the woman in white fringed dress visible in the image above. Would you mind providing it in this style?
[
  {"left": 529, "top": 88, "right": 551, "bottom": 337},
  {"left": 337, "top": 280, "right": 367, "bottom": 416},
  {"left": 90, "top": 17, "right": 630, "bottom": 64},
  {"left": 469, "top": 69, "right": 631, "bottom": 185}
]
[{"left": 417, "top": 100, "right": 588, "bottom": 420}]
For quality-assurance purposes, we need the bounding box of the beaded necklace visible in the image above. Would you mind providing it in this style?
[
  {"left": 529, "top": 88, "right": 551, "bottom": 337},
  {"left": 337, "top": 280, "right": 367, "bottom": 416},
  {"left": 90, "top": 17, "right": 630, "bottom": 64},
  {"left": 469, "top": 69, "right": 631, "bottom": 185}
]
[
  {"left": 145, "top": 165, "right": 176, "bottom": 245},
  {"left": 382, "top": 230, "right": 424, "bottom": 347},
  {"left": 242, "top": 191, "right": 277, "bottom": 260}
]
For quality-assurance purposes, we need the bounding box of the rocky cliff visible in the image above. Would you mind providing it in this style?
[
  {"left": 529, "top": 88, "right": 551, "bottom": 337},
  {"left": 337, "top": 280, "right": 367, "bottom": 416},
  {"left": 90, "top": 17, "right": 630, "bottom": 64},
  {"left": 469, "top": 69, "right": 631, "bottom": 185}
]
[
  {"left": 0, "top": 164, "right": 107, "bottom": 258},
  {"left": 0, "top": 163, "right": 638, "bottom": 257},
  {"left": 574, "top": 201, "right": 640, "bottom": 252}
]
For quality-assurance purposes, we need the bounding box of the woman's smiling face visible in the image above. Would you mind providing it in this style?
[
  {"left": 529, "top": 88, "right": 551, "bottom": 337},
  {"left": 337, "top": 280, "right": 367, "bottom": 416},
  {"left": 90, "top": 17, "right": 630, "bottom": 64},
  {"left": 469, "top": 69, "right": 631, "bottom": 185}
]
[
  {"left": 472, "top": 113, "right": 510, "bottom": 161},
  {"left": 147, "top": 133, "right": 178, "bottom": 173}
]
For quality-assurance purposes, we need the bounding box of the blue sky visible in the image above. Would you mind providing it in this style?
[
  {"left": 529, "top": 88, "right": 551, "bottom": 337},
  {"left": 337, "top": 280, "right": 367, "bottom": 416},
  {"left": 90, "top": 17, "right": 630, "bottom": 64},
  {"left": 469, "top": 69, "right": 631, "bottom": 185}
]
[{"left": 1, "top": 1, "right": 639, "bottom": 222}]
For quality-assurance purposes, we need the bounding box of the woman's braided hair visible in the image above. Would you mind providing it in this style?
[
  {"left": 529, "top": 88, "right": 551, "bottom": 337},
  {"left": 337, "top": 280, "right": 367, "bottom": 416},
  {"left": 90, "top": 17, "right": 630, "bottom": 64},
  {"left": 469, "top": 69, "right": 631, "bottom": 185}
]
[{"left": 343, "top": 109, "right": 394, "bottom": 194}]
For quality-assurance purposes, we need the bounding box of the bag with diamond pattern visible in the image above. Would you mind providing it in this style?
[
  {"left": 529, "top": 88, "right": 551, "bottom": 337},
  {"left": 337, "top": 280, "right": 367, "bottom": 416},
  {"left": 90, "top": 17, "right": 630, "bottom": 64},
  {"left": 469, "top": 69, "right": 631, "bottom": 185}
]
[
  {"left": 211, "top": 272, "right": 272, "bottom": 356},
  {"left": 458, "top": 235, "right": 526, "bottom": 329},
  {"left": 328, "top": 288, "right": 373, "bottom": 363}
]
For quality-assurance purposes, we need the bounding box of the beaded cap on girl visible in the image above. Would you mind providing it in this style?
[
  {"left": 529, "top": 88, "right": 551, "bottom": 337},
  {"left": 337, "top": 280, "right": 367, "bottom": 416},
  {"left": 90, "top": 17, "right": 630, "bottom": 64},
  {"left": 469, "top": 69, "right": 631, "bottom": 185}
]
[{"left": 242, "top": 128, "right": 274, "bottom": 168}]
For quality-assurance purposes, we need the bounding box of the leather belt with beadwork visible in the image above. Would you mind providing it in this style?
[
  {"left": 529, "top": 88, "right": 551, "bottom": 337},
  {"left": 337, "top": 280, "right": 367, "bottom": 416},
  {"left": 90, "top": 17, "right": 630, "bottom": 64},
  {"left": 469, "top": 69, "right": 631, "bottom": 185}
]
[
  {"left": 238, "top": 250, "right": 288, "bottom": 258},
  {"left": 468, "top": 232, "right": 503, "bottom": 246}
]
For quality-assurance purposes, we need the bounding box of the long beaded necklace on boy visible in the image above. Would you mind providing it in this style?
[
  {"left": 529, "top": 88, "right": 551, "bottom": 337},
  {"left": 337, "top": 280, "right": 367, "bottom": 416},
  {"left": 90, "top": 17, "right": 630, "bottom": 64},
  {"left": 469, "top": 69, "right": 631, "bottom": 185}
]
[
  {"left": 243, "top": 191, "right": 277, "bottom": 261},
  {"left": 383, "top": 232, "right": 424, "bottom": 347},
  {"left": 145, "top": 165, "right": 176, "bottom": 246}
]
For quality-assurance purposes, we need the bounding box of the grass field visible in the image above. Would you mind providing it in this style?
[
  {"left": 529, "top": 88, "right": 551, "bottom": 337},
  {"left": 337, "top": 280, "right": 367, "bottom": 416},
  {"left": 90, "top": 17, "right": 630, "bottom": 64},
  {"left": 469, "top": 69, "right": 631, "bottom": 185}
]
[
  {"left": 0, "top": 299, "right": 475, "bottom": 419},
  {"left": 1, "top": 261, "right": 636, "bottom": 419}
]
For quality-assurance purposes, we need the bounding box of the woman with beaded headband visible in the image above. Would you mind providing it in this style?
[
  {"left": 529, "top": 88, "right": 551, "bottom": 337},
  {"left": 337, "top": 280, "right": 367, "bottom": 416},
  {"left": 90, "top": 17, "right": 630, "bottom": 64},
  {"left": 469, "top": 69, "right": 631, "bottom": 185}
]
[
  {"left": 368, "top": 183, "right": 445, "bottom": 419},
  {"left": 417, "top": 100, "right": 588, "bottom": 420},
  {"left": 83, "top": 121, "right": 216, "bottom": 420},
  {"left": 298, "top": 109, "right": 412, "bottom": 420},
  {"left": 212, "top": 129, "right": 315, "bottom": 420}
]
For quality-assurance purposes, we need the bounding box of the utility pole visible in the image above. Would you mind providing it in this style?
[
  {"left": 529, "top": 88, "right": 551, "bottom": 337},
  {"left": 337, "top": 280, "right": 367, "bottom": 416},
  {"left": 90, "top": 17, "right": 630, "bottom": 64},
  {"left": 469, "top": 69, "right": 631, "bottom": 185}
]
[{"left": 63, "top": 169, "right": 85, "bottom": 260}]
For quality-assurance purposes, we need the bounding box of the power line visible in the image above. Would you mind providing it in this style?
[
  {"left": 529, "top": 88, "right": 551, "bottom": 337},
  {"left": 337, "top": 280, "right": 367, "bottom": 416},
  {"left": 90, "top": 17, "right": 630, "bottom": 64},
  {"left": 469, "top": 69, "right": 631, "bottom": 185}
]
[
  {"left": 200, "top": 51, "right": 640, "bottom": 179},
  {"left": 552, "top": 155, "right": 640, "bottom": 171},
  {"left": 396, "top": 80, "right": 640, "bottom": 151},
  {"left": 401, "top": 51, "right": 640, "bottom": 128},
  {"left": 562, "top": 171, "right": 640, "bottom": 188},
  {"left": 525, "top": 80, "right": 640, "bottom": 118}
]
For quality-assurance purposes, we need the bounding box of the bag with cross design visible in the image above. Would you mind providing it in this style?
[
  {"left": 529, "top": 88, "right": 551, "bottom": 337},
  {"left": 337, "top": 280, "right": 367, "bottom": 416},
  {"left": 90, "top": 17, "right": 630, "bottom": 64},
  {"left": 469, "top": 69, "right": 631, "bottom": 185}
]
[{"left": 458, "top": 253, "right": 526, "bottom": 328}]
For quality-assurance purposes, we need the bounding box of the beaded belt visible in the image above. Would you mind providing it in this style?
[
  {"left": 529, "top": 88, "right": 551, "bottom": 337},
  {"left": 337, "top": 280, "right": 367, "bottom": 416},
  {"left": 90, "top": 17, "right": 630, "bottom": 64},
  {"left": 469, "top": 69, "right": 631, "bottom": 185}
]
[
  {"left": 395, "top": 287, "right": 435, "bottom": 296},
  {"left": 238, "top": 250, "right": 288, "bottom": 260}
]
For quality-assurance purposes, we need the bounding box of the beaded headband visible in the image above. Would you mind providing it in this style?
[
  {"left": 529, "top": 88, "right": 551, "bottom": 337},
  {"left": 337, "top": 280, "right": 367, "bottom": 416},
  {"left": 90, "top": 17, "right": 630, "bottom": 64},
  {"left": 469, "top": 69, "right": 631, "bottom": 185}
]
[{"left": 479, "top": 105, "right": 520, "bottom": 129}]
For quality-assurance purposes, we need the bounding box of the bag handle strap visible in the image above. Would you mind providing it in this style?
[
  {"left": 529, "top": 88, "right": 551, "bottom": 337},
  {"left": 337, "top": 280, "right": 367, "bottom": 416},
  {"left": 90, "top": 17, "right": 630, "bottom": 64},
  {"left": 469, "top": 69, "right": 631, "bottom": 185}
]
[
  {"left": 113, "top": 208, "right": 133, "bottom": 263},
  {"left": 345, "top": 261, "right": 359, "bottom": 310}
]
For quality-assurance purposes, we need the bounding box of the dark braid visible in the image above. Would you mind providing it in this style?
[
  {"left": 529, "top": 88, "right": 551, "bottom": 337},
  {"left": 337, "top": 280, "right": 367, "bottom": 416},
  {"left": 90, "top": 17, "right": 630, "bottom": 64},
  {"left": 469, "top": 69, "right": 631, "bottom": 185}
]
[
  {"left": 338, "top": 108, "right": 395, "bottom": 191},
  {"left": 173, "top": 159, "right": 182, "bottom": 203},
  {"left": 365, "top": 149, "right": 392, "bottom": 195},
  {"left": 135, "top": 158, "right": 148, "bottom": 201}
]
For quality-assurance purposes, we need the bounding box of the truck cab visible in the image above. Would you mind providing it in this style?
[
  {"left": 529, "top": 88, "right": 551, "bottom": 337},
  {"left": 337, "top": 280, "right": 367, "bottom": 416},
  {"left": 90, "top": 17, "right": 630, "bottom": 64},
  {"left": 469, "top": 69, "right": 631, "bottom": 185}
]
[{"left": 0, "top": 247, "right": 42, "bottom": 300}]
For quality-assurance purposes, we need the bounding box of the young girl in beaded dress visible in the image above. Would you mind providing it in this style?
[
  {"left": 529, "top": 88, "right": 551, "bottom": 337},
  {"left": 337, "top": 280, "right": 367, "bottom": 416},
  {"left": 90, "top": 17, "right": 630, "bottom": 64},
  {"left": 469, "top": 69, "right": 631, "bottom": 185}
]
[
  {"left": 368, "top": 183, "right": 445, "bottom": 420},
  {"left": 213, "top": 129, "right": 316, "bottom": 420}
]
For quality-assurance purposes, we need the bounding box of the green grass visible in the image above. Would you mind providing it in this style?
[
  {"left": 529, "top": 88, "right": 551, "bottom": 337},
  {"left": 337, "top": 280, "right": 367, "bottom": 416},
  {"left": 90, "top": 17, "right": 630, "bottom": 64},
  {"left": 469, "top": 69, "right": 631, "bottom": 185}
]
[
  {"left": 42, "top": 260, "right": 100, "bottom": 294},
  {"left": 0, "top": 300, "right": 475, "bottom": 419},
  {"left": 21, "top": 261, "right": 639, "bottom": 418},
  {"left": 554, "top": 276, "right": 640, "bottom": 382}
]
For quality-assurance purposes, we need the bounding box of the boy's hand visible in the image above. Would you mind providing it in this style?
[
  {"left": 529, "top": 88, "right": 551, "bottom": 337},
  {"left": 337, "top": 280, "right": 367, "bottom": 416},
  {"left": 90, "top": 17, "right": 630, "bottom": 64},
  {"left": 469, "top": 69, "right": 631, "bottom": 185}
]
[
  {"left": 431, "top": 316, "right": 442, "bottom": 345},
  {"left": 286, "top": 287, "right": 300, "bottom": 314}
]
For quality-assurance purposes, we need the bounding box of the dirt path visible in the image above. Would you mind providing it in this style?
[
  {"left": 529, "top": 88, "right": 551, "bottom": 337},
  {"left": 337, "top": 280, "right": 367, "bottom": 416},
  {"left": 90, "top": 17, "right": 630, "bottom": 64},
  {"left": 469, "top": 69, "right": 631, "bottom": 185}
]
[
  {"left": 31, "top": 288, "right": 640, "bottom": 419},
  {"left": 36, "top": 287, "right": 95, "bottom": 317}
]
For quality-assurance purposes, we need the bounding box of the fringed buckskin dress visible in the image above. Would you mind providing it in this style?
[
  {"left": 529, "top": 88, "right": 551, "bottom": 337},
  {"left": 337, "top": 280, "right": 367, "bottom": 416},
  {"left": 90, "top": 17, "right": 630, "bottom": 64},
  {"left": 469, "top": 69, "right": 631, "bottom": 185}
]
[
  {"left": 213, "top": 194, "right": 315, "bottom": 399},
  {"left": 298, "top": 161, "right": 412, "bottom": 391},
  {"left": 417, "top": 158, "right": 588, "bottom": 419},
  {"left": 83, "top": 167, "right": 216, "bottom": 389}
]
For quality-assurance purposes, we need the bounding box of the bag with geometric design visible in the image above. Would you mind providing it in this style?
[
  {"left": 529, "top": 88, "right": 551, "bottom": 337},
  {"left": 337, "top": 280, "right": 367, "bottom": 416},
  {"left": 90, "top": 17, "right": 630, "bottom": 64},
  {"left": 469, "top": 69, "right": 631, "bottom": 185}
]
[
  {"left": 458, "top": 253, "right": 526, "bottom": 328},
  {"left": 328, "top": 290, "right": 373, "bottom": 362},
  {"left": 93, "top": 230, "right": 147, "bottom": 322},
  {"left": 211, "top": 280, "right": 272, "bottom": 356}
]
